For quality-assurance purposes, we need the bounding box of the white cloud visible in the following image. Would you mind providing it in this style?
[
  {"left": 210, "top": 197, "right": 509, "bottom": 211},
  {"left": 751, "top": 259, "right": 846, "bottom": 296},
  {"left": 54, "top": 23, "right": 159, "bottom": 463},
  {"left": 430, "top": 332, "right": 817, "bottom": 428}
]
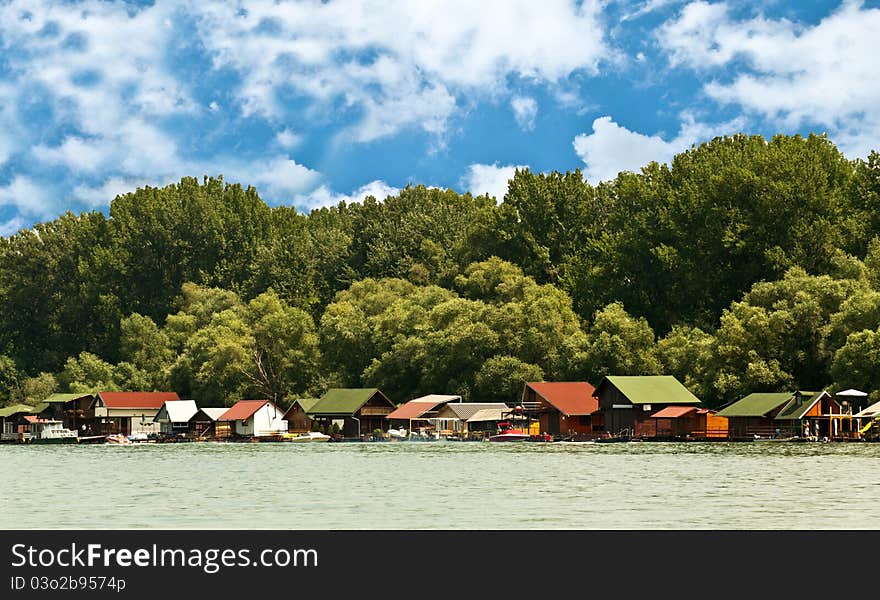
[
  {"left": 275, "top": 129, "right": 303, "bottom": 149},
  {"left": 0, "top": 216, "right": 26, "bottom": 237},
  {"left": 0, "top": 176, "right": 55, "bottom": 218},
  {"left": 297, "top": 180, "right": 400, "bottom": 210},
  {"left": 194, "top": 0, "right": 608, "bottom": 142},
  {"left": 658, "top": 1, "right": 880, "bottom": 157},
  {"left": 461, "top": 163, "right": 528, "bottom": 201},
  {"left": 511, "top": 96, "right": 538, "bottom": 131},
  {"left": 573, "top": 114, "right": 744, "bottom": 183}
]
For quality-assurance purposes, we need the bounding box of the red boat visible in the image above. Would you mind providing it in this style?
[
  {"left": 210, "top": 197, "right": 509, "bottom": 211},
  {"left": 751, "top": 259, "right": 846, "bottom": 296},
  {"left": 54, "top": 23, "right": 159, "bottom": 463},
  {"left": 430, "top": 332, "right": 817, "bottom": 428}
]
[{"left": 488, "top": 421, "right": 530, "bottom": 442}]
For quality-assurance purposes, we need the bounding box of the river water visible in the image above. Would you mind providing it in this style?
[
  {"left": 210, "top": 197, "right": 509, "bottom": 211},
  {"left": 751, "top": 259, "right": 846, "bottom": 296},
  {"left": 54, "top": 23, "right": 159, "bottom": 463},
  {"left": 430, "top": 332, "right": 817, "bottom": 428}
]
[{"left": 2, "top": 441, "right": 878, "bottom": 529}]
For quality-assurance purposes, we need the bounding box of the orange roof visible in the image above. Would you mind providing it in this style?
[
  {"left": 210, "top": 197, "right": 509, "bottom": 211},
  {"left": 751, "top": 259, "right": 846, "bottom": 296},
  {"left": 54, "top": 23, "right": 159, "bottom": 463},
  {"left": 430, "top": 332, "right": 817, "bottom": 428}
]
[
  {"left": 650, "top": 406, "right": 699, "bottom": 419},
  {"left": 387, "top": 401, "right": 444, "bottom": 420},
  {"left": 526, "top": 382, "right": 598, "bottom": 416},
  {"left": 219, "top": 400, "right": 270, "bottom": 421},
  {"left": 98, "top": 391, "right": 179, "bottom": 409}
]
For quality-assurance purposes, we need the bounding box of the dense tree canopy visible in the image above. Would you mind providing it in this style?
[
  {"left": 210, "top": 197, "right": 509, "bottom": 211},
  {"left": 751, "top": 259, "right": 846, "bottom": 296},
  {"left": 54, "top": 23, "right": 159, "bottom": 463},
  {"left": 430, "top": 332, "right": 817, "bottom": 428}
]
[{"left": 2, "top": 134, "right": 880, "bottom": 409}]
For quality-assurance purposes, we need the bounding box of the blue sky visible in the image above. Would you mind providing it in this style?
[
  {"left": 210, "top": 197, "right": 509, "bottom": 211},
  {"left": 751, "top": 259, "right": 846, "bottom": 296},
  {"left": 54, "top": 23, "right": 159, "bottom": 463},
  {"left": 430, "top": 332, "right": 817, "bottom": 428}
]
[{"left": 1, "top": 0, "right": 879, "bottom": 234}]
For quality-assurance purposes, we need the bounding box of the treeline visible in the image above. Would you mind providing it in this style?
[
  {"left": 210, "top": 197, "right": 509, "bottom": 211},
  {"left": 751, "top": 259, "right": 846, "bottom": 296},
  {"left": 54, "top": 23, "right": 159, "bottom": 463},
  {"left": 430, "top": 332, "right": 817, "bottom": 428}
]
[{"left": 1, "top": 133, "right": 880, "bottom": 408}]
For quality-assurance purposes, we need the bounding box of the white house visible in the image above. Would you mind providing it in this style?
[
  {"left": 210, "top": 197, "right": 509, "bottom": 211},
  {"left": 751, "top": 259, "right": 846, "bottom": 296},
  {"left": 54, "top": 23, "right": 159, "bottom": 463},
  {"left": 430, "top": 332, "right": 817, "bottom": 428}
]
[
  {"left": 217, "top": 400, "right": 288, "bottom": 438},
  {"left": 91, "top": 391, "right": 180, "bottom": 436},
  {"left": 153, "top": 400, "right": 199, "bottom": 435}
]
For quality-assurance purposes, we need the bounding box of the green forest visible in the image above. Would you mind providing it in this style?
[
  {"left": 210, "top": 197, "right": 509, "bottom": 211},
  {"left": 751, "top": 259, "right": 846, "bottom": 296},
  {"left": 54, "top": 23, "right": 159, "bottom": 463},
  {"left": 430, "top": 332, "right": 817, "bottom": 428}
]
[{"left": 2, "top": 133, "right": 880, "bottom": 409}]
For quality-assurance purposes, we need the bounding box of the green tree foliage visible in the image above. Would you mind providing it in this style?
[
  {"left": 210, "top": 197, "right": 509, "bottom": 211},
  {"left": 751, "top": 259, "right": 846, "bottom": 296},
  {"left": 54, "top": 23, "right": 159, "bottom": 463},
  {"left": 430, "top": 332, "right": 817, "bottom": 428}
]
[
  {"left": 473, "top": 356, "right": 544, "bottom": 404},
  {"left": 580, "top": 302, "right": 662, "bottom": 383},
  {"left": 831, "top": 329, "right": 880, "bottom": 397},
  {"left": 10, "top": 372, "right": 58, "bottom": 405},
  {"left": 0, "top": 355, "right": 20, "bottom": 405},
  {"left": 58, "top": 352, "right": 118, "bottom": 393}
]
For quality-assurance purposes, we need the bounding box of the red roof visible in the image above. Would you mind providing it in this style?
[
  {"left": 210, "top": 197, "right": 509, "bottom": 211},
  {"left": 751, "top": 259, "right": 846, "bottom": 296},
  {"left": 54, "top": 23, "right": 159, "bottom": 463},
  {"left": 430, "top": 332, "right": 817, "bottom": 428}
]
[
  {"left": 526, "top": 382, "right": 598, "bottom": 416},
  {"left": 386, "top": 400, "right": 448, "bottom": 420},
  {"left": 98, "top": 391, "right": 179, "bottom": 409},
  {"left": 23, "top": 415, "right": 54, "bottom": 424},
  {"left": 219, "top": 400, "right": 271, "bottom": 421},
  {"left": 650, "top": 406, "right": 699, "bottom": 419}
]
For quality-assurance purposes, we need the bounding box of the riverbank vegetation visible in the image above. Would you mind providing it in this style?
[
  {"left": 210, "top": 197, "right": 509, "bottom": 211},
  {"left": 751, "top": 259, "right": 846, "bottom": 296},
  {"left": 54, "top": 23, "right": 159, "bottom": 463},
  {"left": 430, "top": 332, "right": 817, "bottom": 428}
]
[{"left": 2, "top": 133, "right": 880, "bottom": 408}]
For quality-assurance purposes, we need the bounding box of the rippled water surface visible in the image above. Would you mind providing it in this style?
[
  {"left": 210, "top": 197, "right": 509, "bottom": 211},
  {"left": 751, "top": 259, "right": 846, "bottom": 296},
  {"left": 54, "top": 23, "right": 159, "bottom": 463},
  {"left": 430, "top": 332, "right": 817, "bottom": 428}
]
[{"left": 3, "top": 441, "right": 879, "bottom": 529}]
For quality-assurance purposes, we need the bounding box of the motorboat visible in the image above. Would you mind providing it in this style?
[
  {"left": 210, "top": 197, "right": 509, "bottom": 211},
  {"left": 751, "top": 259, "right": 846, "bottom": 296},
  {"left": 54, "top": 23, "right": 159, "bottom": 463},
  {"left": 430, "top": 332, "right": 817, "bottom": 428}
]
[
  {"left": 28, "top": 419, "right": 79, "bottom": 444},
  {"left": 106, "top": 433, "right": 132, "bottom": 445},
  {"left": 488, "top": 421, "right": 529, "bottom": 442},
  {"left": 387, "top": 428, "right": 408, "bottom": 440},
  {"left": 284, "top": 431, "right": 332, "bottom": 443}
]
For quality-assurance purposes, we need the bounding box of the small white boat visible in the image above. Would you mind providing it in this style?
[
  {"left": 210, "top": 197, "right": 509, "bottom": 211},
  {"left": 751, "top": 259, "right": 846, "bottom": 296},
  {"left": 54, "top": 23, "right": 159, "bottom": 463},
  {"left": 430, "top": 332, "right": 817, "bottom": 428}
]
[
  {"left": 106, "top": 434, "right": 132, "bottom": 445},
  {"left": 387, "top": 428, "right": 408, "bottom": 440},
  {"left": 285, "top": 431, "right": 331, "bottom": 443}
]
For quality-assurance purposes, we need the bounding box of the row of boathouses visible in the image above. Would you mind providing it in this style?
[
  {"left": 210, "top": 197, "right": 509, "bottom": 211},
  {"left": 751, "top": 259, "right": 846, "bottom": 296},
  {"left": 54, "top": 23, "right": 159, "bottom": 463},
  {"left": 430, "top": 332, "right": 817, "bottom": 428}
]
[{"left": 2, "top": 375, "right": 880, "bottom": 443}]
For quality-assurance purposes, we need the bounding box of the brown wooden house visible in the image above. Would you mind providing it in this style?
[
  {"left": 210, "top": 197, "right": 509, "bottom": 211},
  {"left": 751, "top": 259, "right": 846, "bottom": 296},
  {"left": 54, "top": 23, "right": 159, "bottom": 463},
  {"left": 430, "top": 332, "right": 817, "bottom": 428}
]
[
  {"left": 521, "top": 382, "right": 603, "bottom": 439},
  {"left": 284, "top": 398, "right": 320, "bottom": 433},
  {"left": 307, "top": 388, "right": 395, "bottom": 439},
  {"left": 594, "top": 376, "right": 702, "bottom": 438},
  {"left": 39, "top": 393, "right": 97, "bottom": 434},
  {"left": 646, "top": 406, "right": 728, "bottom": 440}
]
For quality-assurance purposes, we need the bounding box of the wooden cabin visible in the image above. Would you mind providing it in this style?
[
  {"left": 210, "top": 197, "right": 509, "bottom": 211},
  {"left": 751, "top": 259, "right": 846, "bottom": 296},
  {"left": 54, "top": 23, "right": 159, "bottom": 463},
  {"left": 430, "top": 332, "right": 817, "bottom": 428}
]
[
  {"left": 188, "top": 407, "right": 227, "bottom": 439},
  {"left": 385, "top": 394, "right": 462, "bottom": 435},
  {"left": 40, "top": 393, "right": 96, "bottom": 434},
  {"left": 153, "top": 400, "right": 199, "bottom": 436},
  {"left": 307, "top": 388, "right": 395, "bottom": 439},
  {"left": 217, "top": 400, "right": 288, "bottom": 438},
  {"left": 521, "top": 381, "right": 602, "bottom": 440},
  {"left": 646, "top": 407, "right": 728, "bottom": 440},
  {"left": 594, "top": 376, "right": 702, "bottom": 438},
  {"left": 717, "top": 391, "right": 831, "bottom": 439},
  {"left": 773, "top": 391, "right": 842, "bottom": 439},
  {"left": 283, "top": 398, "right": 320, "bottom": 434},
  {"left": 0, "top": 404, "right": 40, "bottom": 442},
  {"left": 91, "top": 391, "right": 180, "bottom": 436}
]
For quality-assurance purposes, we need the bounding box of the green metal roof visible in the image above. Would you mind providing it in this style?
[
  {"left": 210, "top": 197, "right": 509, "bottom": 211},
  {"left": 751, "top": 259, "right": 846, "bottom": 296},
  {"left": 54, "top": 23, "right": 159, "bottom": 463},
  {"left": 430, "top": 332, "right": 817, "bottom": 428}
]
[
  {"left": 774, "top": 391, "right": 825, "bottom": 421},
  {"left": 0, "top": 403, "right": 39, "bottom": 418},
  {"left": 307, "top": 388, "right": 389, "bottom": 416},
  {"left": 43, "top": 392, "right": 94, "bottom": 403},
  {"left": 292, "top": 397, "right": 320, "bottom": 412},
  {"left": 717, "top": 393, "right": 794, "bottom": 418},
  {"left": 600, "top": 376, "right": 701, "bottom": 405}
]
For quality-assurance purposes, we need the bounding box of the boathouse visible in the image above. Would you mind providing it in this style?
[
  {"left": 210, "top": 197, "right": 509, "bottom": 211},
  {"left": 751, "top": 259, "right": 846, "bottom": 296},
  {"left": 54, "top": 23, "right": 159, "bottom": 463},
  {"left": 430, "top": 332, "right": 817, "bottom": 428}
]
[
  {"left": 217, "top": 400, "right": 288, "bottom": 438},
  {"left": 307, "top": 388, "right": 395, "bottom": 439},
  {"left": 774, "top": 391, "right": 843, "bottom": 439},
  {"left": 716, "top": 392, "right": 794, "bottom": 439},
  {"left": 521, "top": 382, "right": 602, "bottom": 439},
  {"left": 153, "top": 400, "right": 199, "bottom": 436},
  {"left": 433, "top": 402, "right": 510, "bottom": 438},
  {"left": 188, "top": 407, "right": 227, "bottom": 439},
  {"left": 283, "top": 398, "right": 320, "bottom": 433},
  {"left": 91, "top": 391, "right": 180, "bottom": 436},
  {"left": 0, "top": 404, "right": 39, "bottom": 442},
  {"left": 647, "top": 406, "right": 728, "bottom": 440},
  {"left": 594, "top": 375, "right": 702, "bottom": 438},
  {"left": 385, "top": 394, "right": 462, "bottom": 435},
  {"left": 40, "top": 393, "right": 96, "bottom": 434}
]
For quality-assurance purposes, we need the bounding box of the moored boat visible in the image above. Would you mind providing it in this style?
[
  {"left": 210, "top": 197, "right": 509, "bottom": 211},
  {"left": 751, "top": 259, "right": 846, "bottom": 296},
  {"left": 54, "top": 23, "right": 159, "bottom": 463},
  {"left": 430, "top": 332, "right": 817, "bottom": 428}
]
[
  {"left": 488, "top": 421, "right": 529, "bottom": 442},
  {"left": 284, "top": 431, "right": 332, "bottom": 443}
]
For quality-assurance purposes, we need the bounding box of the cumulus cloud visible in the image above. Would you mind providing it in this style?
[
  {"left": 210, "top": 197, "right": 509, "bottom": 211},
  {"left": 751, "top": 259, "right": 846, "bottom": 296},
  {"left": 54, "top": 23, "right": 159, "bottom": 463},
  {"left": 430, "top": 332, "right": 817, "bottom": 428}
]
[
  {"left": 461, "top": 163, "right": 528, "bottom": 201},
  {"left": 195, "top": 0, "right": 608, "bottom": 141},
  {"left": 573, "top": 114, "right": 744, "bottom": 183},
  {"left": 0, "top": 216, "right": 26, "bottom": 237},
  {"left": 511, "top": 96, "right": 538, "bottom": 131},
  {"left": 658, "top": 0, "right": 880, "bottom": 157},
  {"left": 0, "top": 176, "right": 56, "bottom": 218},
  {"left": 297, "top": 180, "right": 400, "bottom": 210}
]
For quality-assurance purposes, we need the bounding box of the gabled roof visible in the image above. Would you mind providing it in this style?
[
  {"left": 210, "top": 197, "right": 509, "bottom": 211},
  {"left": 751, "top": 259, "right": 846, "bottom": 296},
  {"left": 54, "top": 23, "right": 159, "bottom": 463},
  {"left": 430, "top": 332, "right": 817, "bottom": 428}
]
[
  {"left": 284, "top": 397, "right": 320, "bottom": 417},
  {"left": 192, "top": 407, "right": 228, "bottom": 422},
  {"left": 716, "top": 393, "right": 793, "bottom": 418},
  {"left": 435, "top": 403, "right": 510, "bottom": 421},
  {"left": 525, "top": 382, "right": 598, "bottom": 416},
  {"left": 43, "top": 392, "right": 94, "bottom": 404},
  {"left": 0, "top": 403, "right": 40, "bottom": 418},
  {"left": 307, "top": 388, "right": 393, "bottom": 416},
  {"left": 854, "top": 400, "right": 880, "bottom": 418},
  {"left": 96, "top": 391, "right": 180, "bottom": 409},
  {"left": 154, "top": 400, "right": 199, "bottom": 423},
  {"left": 650, "top": 406, "right": 699, "bottom": 419},
  {"left": 386, "top": 395, "right": 461, "bottom": 420},
  {"left": 218, "top": 400, "right": 272, "bottom": 422},
  {"left": 466, "top": 407, "right": 508, "bottom": 422},
  {"left": 775, "top": 391, "right": 833, "bottom": 421},
  {"left": 596, "top": 376, "right": 701, "bottom": 406}
]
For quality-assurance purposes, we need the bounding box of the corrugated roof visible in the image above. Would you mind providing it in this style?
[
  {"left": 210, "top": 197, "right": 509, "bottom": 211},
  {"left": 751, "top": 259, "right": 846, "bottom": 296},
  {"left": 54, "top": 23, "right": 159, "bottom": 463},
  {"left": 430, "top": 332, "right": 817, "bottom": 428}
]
[
  {"left": 219, "top": 400, "right": 270, "bottom": 421},
  {"left": 97, "top": 391, "right": 180, "bottom": 409},
  {"left": 717, "top": 393, "right": 794, "bottom": 418},
  {"left": 854, "top": 400, "right": 880, "bottom": 418},
  {"left": 308, "top": 388, "right": 392, "bottom": 416},
  {"left": 154, "top": 400, "right": 199, "bottom": 423},
  {"left": 650, "top": 406, "right": 699, "bottom": 419},
  {"left": 598, "top": 376, "right": 701, "bottom": 406},
  {"left": 43, "top": 392, "right": 94, "bottom": 404},
  {"left": 436, "top": 403, "right": 510, "bottom": 420},
  {"left": 386, "top": 395, "right": 460, "bottom": 420},
  {"left": 0, "top": 404, "right": 39, "bottom": 418},
  {"left": 195, "top": 407, "right": 228, "bottom": 422},
  {"left": 775, "top": 391, "right": 828, "bottom": 421},
  {"left": 466, "top": 407, "right": 507, "bottom": 422},
  {"left": 526, "top": 382, "right": 598, "bottom": 416}
]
